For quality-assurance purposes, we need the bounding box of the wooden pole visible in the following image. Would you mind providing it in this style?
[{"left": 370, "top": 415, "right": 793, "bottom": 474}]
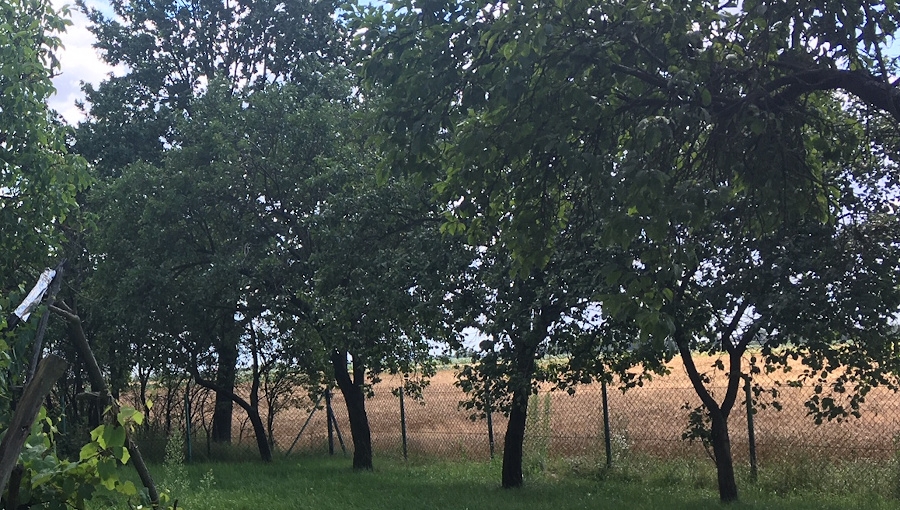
[
  {"left": 601, "top": 375, "right": 613, "bottom": 469},
  {"left": 485, "top": 386, "right": 495, "bottom": 460},
  {"left": 51, "top": 303, "right": 160, "bottom": 507},
  {"left": 331, "top": 411, "right": 347, "bottom": 454},
  {"left": 185, "top": 388, "right": 193, "bottom": 463},
  {"left": 0, "top": 355, "right": 67, "bottom": 497},
  {"left": 26, "top": 261, "right": 66, "bottom": 383},
  {"left": 285, "top": 392, "right": 324, "bottom": 456}
]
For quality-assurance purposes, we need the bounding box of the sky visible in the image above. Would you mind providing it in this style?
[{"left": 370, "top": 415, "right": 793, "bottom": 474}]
[{"left": 49, "top": 0, "right": 121, "bottom": 125}]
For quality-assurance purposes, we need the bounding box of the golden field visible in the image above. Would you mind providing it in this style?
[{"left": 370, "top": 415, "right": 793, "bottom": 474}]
[{"left": 249, "top": 355, "right": 900, "bottom": 463}]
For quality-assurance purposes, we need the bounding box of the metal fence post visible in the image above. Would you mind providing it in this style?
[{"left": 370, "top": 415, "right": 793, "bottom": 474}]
[
  {"left": 332, "top": 412, "right": 347, "bottom": 455},
  {"left": 325, "top": 387, "right": 335, "bottom": 456},
  {"left": 485, "top": 386, "right": 495, "bottom": 460},
  {"left": 184, "top": 388, "right": 192, "bottom": 463},
  {"left": 399, "top": 386, "right": 408, "bottom": 461},
  {"left": 285, "top": 392, "right": 324, "bottom": 457},
  {"left": 745, "top": 375, "right": 758, "bottom": 481},
  {"left": 601, "top": 374, "right": 613, "bottom": 469}
]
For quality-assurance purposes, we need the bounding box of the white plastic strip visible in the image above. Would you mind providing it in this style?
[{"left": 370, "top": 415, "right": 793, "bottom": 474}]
[{"left": 13, "top": 268, "right": 56, "bottom": 322}]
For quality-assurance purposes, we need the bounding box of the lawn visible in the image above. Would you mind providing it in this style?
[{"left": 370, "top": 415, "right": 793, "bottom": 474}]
[{"left": 89, "top": 455, "right": 899, "bottom": 509}]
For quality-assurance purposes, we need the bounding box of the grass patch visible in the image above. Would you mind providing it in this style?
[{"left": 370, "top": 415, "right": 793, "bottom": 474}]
[{"left": 91, "top": 455, "right": 899, "bottom": 509}]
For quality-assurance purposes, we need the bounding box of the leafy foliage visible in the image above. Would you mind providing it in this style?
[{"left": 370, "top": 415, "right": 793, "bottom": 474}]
[
  {"left": 0, "top": 0, "right": 90, "bottom": 292},
  {"left": 75, "top": 0, "right": 348, "bottom": 177},
  {"left": 0, "top": 1, "right": 155, "bottom": 507},
  {"left": 355, "top": 0, "right": 900, "bottom": 500},
  {"left": 8, "top": 403, "right": 170, "bottom": 509}
]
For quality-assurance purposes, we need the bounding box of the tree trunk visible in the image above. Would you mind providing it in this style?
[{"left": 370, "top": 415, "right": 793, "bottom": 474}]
[
  {"left": 499, "top": 300, "right": 554, "bottom": 489},
  {"left": 267, "top": 412, "right": 276, "bottom": 449},
  {"left": 710, "top": 407, "right": 738, "bottom": 503},
  {"left": 331, "top": 350, "right": 373, "bottom": 470},
  {"left": 211, "top": 318, "right": 240, "bottom": 443},
  {"left": 501, "top": 385, "right": 529, "bottom": 488},
  {"left": 247, "top": 408, "right": 272, "bottom": 462},
  {"left": 675, "top": 325, "right": 743, "bottom": 504},
  {"left": 211, "top": 375, "right": 234, "bottom": 442},
  {"left": 190, "top": 373, "right": 272, "bottom": 462},
  {"left": 247, "top": 324, "right": 270, "bottom": 461},
  {"left": 138, "top": 367, "right": 151, "bottom": 432}
]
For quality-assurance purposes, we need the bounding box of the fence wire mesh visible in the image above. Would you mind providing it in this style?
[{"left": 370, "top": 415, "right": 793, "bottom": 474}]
[{"left": 125, "top": 362, "right": 900, "bottom": 467}]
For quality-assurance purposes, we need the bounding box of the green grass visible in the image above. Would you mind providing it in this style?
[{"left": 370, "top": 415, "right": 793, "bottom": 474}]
[{"left": 89, "top": 455, "right": 899, "bottom": 509}]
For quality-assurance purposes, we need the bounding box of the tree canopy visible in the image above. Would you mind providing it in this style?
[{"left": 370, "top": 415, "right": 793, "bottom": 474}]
[
  {"left": 357, "top": 0, "right": 899, "bottom": 263},
  {"left": 3, "top": 0, "right": 899, "bottom": 503},
  {"left": 0, "top": 0, "right": 89, "bottom": 291},
  {"left": 75, "top": 0, "right": 348, "bottom": 177},
  {"left": 0, "top": 1, "right": 161, "bottom": 507},
  {"left": 356, "top": 0, "right": 900, "bottom": 500}
]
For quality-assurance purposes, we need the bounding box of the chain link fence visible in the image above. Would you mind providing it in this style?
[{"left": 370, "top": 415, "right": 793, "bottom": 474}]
[{"left": 126, "top": 363, "right": 900, "bottom": 467}]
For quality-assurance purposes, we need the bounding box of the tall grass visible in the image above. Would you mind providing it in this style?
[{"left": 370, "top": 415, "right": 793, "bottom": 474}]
[{"left": 524, "top": 393, "right": 552, "bottom": 474}]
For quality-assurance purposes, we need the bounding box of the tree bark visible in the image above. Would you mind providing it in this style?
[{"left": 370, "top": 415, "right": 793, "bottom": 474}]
[
  {"left": 189, "top": 372, "right": 272, "bottom": 462},
  {"left": 211, "top": 316, "right": 240, "bottom": 443},
  {"left": 331, "top": 350, "right": 373, "bottom": 470},
  {"left": 499, "top": 301, "right": 553, "bottom": 489},
  {"left": 675, "top": 328, "right": 740, "bottom": 503},
  {"left": 0, "top": 356, "right": 68, "bottom": 498},
  {"left": 137, "top": 366, "right": 151, "bottom": 432},
  {"left": 710, "top": 408, "right": 738, "bottom": 503},
  {"left": 501, "top": 384, "right": 529, "bottom": 488},
  {"left": 615, "top": 59, "right": 900, "bottom": 123},
  {"left": 765, "top": 68, "right": 900, "bottom": 122}
]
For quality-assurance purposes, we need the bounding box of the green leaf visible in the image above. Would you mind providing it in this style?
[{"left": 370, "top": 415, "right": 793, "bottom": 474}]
[
  {"left": 79, "top": 442, "right": 99, "bottom": 461},
  {"left": 112, "top": 445, "right": 131, "bottom": 464},
  {"left": 749, "top": 118, "right": 765, "bottom": 135},
  {"left": 90, "top": 425, "right": 103, "bottom": 443},
  {"left": 662, "top": 288, "right": 674, "bottom": 302},
  {"left": 118, "top": 406, "right": 144, "bottom": 426},
  {"left": 97, "top": 458, "right": 118, "bottom": 490},
  {"left": 120, "top": 480, "right": 138, "bottom": 496}
]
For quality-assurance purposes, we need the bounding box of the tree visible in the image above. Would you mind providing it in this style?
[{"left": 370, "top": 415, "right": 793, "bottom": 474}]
[
  {"left": 308, "top": 168, "right": 472, "bottom": 470},
  {"left": 0, "top": 2, "right": 162, "bottom": 507},
  {"left": 0, "top": 0, "right": 89, "bottom": 419},
  {"left": 356, "top": 0, "right": 900, "bottom": 500},
  {"left": 586, "top": 98, "right": 900, "bottom": 500},
  {"left": 75, "top": 0, "right": 347, "bottom": 177},
  {"left": 0, "top": 0, "right": 88, "bottom": 293},
  {"left": 88, "top": 78, "right": 357, "bottom": 460},
  {"left": 455, "top": 242, "right": 584, "bottom": 487},
  {"left": 74, "top": 0, "right": 349, "bottom": 444}
]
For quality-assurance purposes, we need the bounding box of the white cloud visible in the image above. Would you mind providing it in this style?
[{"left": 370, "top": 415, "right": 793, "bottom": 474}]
[{"left": 49, "top": 1, "right": 124, "bottom": 125}]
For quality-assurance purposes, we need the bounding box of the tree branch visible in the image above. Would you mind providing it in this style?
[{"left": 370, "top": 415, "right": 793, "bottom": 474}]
[
  {"left": 186, "top": 363, "right": 254, "bottom": 413},
  {"left": 609, "top": 59, "right": 900, "bottom": 122},
  {"left": 49, "top": 304, "right": 77, "bottom": 322},
  {"left": 610, "top": 63, "right": 670, "bottom": 90},
  {"left": 674, "top": 327, "right": 720, "bottom": 414},
  {"left": 721, "top": 301, "right": 750, "bottom": 355},
  {"left": 721, "top": 319, "right": 764, "bottom": 416},
  {"left": 765, "top": 69, "right": 900, "bottom": 121}
]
